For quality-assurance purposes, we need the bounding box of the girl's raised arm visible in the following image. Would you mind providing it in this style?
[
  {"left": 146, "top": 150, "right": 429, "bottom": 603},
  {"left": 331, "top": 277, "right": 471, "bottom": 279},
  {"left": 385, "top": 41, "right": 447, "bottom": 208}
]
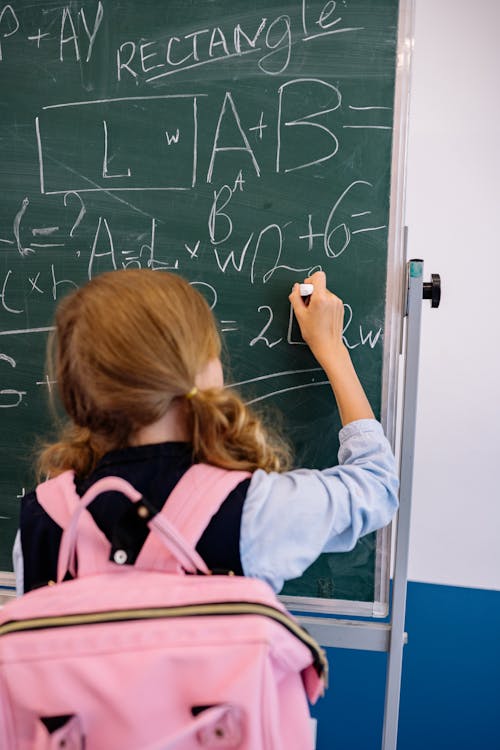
[{"left": 289, "top": 271, "right": 374, "bottom": 426}]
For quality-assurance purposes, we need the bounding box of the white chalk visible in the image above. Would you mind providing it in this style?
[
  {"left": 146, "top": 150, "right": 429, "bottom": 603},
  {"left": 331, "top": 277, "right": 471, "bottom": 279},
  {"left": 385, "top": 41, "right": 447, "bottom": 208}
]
[{"left": 299, "top": 283, "right": 314, "bottom": 296}]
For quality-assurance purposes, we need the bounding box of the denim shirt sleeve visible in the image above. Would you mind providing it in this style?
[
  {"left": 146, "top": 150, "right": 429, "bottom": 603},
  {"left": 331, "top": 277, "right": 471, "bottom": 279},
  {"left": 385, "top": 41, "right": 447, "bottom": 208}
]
[{"left": 239, "top": 419, "right": 399, "bottom": 593}]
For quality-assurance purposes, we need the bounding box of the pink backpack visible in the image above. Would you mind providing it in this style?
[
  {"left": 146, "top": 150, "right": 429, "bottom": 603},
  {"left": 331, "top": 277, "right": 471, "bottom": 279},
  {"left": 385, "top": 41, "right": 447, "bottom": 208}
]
[{"left": 0, "top": 464, "right": 327, "bottom": 749}]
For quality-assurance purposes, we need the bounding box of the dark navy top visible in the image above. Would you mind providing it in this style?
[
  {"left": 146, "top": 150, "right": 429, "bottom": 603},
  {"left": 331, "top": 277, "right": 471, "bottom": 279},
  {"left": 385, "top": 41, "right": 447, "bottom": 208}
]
[{"left": 20, "top": 442, "right": 250, "bottom": 593}]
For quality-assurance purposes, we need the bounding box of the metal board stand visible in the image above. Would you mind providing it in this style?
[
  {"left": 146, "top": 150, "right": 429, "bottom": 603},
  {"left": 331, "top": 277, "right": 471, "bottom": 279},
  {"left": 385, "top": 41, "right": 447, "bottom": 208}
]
[
  {"left": 381, "top": 257, "right": 426, "bottom": 749},
  {"left": 301, "top": 258, "right": 441, "bottom": 750}
]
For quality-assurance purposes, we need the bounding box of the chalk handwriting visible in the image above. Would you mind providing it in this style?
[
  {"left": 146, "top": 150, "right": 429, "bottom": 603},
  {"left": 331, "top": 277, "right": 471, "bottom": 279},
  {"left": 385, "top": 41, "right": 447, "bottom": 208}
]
[
  {"left": 250, "top": 306, "right": 282, "bottom": 348},
  {"left": 1, "top": 3, "right": 106, "bottom": 63},
  {"left": 0, "top": 353, "right": 25, "bottom": 408},
  {"left": 35, "top": 79, "right": 391, "bottom": 194},
  {"left": 118, "top": 13, "right": 292, "bottom": 84},
  {"left": 190, "top": 281, "right": 217, "bottom": 310},
  {"left": 342, "top": 304, "right": 383, "bottom": 351},
  {"left": 209, "top": 184, "right": 234, "bottom": 245},
  {"left": 301, "top": 0, "right": 364, "bottom": 41},
  {"left": 0, "top": 4, "right": 19, "bottom": 61},
  {"left": 63, "top": 192, "right": 86, "bottom": 237},
  {"left": 184, "top": 241, "right": 200, "bottom": 260},
  {"left": 60, "top": 3, "right": 104, "bottom": 63},
  {"left": 28, "top": 272, "right": 43, "bottom": 295},
  {"left": 0, "top": 1, "right": 392, "bottom": 447},
  {"left": 257, "top": 15, "right": 292, "bottom": 75},
  {"left": 297, "top": 180, "right": 387, "bottom": 258},
  {"left": 13, "top": 197, "right": 34, "bottom": 256},
  {"left": 36, "top": 374, "right": 56, "bottom": 392},
  {"left": 0, "top": 388, "right": 26, "bottom": 408},
  {"left": 277, "top": 79, "right": 341, "bottom": 174},
  {"left": 207, "top": 92, "right": 261, "bottom": 184},
  {"left": 88, "top": 217, "right": 117, "bottom": 279},
  {"left": 208, "top": 184, "right": 322, "bottom": 283},
  {"left": 102, "top": 121, "right": 131, "bottom": 179},
  {"left": 28, "top": 29, "right": 50, "bottom": 48},
  {"left": 1, "top": 271, "right": 22, "bottom": 314},
  {"left": 165, "top": 129, "right": 180, "bottom": 146},
  {"left": 220, "top": 319, "right": 238, "bottom": 333},
  {"left": 249, "top": 113, "right": 267, "bottom": 141}
]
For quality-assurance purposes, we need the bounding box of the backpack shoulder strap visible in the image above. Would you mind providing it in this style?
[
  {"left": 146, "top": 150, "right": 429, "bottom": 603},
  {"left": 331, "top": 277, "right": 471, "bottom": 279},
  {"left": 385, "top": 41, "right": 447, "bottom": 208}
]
[
  {"left": 35, "top": 471, "right": 79, "bottom": 529},
  {"left": 161, "top": 464, "right": 251, "bottom": 544},
  {"left": 37, "top": 471, "right": 121, "bottom": 579},
  {"left": 136, "top": 464, "right": 251, "bottom": 570}
]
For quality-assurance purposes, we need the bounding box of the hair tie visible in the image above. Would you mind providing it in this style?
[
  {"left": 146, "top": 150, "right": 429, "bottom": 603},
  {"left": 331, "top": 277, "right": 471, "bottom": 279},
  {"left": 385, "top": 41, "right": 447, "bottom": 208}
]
[{"left": 185, "top": 386, "right": 198, "bottom": 400}]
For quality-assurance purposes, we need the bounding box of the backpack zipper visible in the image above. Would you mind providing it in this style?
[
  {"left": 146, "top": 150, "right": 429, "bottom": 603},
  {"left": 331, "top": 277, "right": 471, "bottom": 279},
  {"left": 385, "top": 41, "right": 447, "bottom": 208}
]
[{"left": 0, "top": 601, "right": 328, "bottom": 683}]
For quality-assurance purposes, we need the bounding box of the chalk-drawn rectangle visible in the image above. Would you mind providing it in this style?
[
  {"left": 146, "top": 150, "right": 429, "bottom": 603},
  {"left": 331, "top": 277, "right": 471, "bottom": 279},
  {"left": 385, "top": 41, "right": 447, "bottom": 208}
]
[{"left": 36, "top": 95, "right": 202, "bottom": 194}]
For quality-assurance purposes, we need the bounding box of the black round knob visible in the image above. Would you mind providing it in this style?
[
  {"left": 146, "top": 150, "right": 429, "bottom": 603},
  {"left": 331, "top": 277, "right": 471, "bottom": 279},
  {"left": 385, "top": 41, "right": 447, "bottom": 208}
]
[{"left": 422, "top": 274, "right": 441, "bottom": 308}]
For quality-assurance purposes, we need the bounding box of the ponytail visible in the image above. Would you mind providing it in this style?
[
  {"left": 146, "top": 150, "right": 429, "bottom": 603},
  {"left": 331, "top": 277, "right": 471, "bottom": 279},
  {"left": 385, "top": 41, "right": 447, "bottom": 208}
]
[
  {"left": 36, "top": 269, "right": 293, "bottom": 479},
  {"left": 187, "top": 388, "right": 292, "bottom": 473}
]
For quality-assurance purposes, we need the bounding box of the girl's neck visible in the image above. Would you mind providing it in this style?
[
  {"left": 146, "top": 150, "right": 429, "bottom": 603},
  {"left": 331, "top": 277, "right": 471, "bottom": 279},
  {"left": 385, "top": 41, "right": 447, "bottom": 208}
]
[{"left": 130, "top": 399, "right": 190, "bottom": 446}]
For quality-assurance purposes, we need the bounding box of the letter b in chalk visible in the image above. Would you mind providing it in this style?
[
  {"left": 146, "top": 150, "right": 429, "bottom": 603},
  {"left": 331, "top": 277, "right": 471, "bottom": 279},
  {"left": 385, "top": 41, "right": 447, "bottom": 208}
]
[{"left": 276, "top": 78, "right": 341, "bottom": 174}]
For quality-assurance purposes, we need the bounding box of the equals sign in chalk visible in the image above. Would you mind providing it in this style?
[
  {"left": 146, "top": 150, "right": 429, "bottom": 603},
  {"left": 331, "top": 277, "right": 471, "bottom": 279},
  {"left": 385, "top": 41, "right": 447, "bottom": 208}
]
[{"left": 221, "top": 320, "right": 238, "bottom": 332}]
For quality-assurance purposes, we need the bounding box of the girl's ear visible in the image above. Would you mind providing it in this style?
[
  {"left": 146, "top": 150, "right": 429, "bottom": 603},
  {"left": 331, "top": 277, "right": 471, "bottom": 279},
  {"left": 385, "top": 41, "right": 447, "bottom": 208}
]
[{"left": 195, "top": 358, "right": 224, "bottom": 391}]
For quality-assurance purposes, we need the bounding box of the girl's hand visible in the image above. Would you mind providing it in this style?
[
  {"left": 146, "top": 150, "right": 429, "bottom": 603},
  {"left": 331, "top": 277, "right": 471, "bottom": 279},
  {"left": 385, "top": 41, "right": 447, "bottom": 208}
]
[{"left": 289, "top": 271, "right": 346, "bottom": 369}]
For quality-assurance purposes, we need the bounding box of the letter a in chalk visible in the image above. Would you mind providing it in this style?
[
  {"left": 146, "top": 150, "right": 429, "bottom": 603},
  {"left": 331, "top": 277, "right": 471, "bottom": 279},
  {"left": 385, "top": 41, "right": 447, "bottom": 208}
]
[
  {"left": 60, "top": 7, "right": 81, "bottom": 61},
  {"left": 0, "top": 5, "right": 20, "bottom": 62},
  {"left": 88, "top": 217, "right": 117, "bottom": 279},
  {"left": 207, "top": 92, "right": 260, "bottom": 183}
]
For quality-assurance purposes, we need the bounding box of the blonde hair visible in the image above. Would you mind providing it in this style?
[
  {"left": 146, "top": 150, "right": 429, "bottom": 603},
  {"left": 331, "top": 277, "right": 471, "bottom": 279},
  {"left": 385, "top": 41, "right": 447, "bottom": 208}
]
[{"left": 38, "top": 269, "right": 291, "bottom": 478}]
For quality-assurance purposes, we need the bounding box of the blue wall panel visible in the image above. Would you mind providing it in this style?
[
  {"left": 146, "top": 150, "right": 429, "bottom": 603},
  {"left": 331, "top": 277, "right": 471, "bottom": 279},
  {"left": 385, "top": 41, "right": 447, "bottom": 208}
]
[{"left": 312, "top": 582, "right": 500, "bottom": 749}]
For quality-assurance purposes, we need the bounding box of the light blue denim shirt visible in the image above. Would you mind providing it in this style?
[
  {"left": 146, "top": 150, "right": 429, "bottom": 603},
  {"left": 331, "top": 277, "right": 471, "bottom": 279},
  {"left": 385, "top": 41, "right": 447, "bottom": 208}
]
[{"left": 239, "top": 419, "right": 399, "bottom": 592}]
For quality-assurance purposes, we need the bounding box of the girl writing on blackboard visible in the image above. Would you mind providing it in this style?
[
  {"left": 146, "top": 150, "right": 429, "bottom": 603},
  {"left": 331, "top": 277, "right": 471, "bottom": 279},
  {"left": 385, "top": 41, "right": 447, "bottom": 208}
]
[{"left": 14, "top": 268, "right": 398, "bottom": 595}]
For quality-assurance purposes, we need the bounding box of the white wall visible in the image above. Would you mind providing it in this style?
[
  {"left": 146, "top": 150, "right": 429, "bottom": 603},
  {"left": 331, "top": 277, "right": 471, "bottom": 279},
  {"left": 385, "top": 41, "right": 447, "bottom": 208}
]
[{"left": 405, "top": 0, "right": 500, "bottom": 590}]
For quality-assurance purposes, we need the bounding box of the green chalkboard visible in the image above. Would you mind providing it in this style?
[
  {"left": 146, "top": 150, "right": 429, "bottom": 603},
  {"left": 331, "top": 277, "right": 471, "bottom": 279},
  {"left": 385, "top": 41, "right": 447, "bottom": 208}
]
[{"left": 0, "top": 0, "right": 402, "bottom": 612}]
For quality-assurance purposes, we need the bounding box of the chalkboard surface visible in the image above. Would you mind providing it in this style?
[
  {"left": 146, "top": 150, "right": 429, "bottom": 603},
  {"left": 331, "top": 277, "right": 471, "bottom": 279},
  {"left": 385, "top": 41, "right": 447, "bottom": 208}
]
[{"left": 0, "top": 0, "right": 400, "bottom": 608}]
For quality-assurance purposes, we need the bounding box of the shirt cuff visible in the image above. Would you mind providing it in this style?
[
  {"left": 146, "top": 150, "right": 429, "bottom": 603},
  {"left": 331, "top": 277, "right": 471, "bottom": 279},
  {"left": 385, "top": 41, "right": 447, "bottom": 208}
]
[{"left": 338, "top": 418, "right": 384, "bottom": 443}]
